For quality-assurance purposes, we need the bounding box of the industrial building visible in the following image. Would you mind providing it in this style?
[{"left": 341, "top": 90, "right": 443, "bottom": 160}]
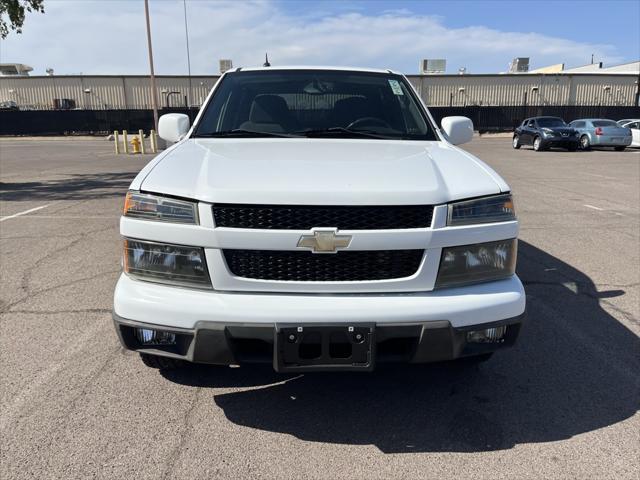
[
  {"left": 1, "top": 69, "right": 638, "bottom": 110},
  {"left": 1, "top": 60, "right": 638, "bottom": 135}
]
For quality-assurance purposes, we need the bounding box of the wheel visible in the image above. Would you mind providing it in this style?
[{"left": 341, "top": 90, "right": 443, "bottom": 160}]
[
  {"left": 580, "top": 135, "right": 591, "bottom": 150},
  {"left": 512, "top": 135, "right": 521, "bottom": 149},
  {"left": 614, "top": 146, "right": 626, "bottom": 151},
  {"left": 533, "top": 136, "right": 543, "bottom": 151},
  {"left": 140, "top": 353, "right": 185, "bottom": 370}
]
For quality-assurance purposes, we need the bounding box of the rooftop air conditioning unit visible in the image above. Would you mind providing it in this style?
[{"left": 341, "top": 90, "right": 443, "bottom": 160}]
[
  {"left": 420, "top": 59, "right": 446, "bottom": 74},
  {"left": 509, "top": 57, "right": 530, "bottom": 73},
  {"left": 219, "top": 59, "right": 233, "bottom": 74}
]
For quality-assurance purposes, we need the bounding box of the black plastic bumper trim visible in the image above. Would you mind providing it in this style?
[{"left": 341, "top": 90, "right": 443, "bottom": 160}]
[{"left": 112, "top": 311, "right": 526, "bottom": 369}]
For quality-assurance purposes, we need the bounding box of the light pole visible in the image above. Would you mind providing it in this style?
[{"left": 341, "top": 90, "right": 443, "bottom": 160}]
[
  {"left": 144, "top": 0, "right": 159, "bottom": 131},
  {"left": 183, "top": 0, "right": 193, "bottom": 109}
]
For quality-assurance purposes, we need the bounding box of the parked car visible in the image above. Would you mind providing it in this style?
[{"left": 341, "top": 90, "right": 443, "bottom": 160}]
[
  {"left": 513, "top": 116, "right": 580, "bottom": 151},
  {"left": 617, "top": 119, "right": 640, "bottom": 148},
  {"left": 568, "top": 118, "right": 632, "bottom": 151},
  {"left": 113, "top": 66, "right": 525, "bottom": 372},
  {"left": 0, "top": 100, "right": 19, "bottom": 111}
]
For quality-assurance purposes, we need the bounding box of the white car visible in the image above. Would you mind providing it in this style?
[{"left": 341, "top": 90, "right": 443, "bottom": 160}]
[
  {"left": 113, "top": 66, "right": 525, "bottom": 372},
  {"left": 617, "top": 119, "right": 640, "bottom": 147}
]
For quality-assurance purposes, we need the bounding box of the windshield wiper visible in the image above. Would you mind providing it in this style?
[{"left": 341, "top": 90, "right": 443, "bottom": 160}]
[
  {"left": 295, "top": 127, "right": 393, "bottom": 139},
  {"left": 192, "top": 129, "right": 299, "bottom": 138}
]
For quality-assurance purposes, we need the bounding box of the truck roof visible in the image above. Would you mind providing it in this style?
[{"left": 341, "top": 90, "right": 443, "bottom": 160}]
[{"left": 233, "top": 65, "right": 401, "bottom": 75}]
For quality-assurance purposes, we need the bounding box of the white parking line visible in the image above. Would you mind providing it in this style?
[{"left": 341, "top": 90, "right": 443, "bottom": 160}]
[
  {"left": 583, "top": 204, "right": 604, "bottom": 211},
  {"left": 0, "top": 205, "right": 50, "bottom": 222}
]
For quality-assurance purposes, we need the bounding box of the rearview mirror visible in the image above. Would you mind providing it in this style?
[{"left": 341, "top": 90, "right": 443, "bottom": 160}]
[
  {"left": 158, "top": 113, "right": 190, "bottom": 143},
  {"left": 441, "top": 116, "right": 474, "bottom": 145}
]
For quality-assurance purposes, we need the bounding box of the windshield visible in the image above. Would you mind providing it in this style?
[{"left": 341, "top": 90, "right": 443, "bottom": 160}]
[
  {"left": 193, "top": 70, "right": 435, "bottom": 140},
  {"left": 537, "top": 118, "right": 566, "bottom": 128}
]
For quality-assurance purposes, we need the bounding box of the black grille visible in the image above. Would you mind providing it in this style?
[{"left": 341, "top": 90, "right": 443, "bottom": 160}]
[
  {"left": 212, "top": 204, "right": 434, "bottom": 230},
  {"left": 223, "top": 249, "right": 424, "bottom": 282}
]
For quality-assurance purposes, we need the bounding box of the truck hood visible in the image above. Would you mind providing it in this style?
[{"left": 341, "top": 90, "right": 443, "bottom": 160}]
[{"left": 136, "top": 138, "right": 508, "bottom": 205}]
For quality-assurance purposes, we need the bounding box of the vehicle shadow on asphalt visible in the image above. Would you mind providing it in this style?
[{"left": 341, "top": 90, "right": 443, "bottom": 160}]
[
  {"left": 0, "top": 172, "right": 134, "bottom": 201},
  {"left": 162, "top": 241, "right": 639, "bottom": 453}
]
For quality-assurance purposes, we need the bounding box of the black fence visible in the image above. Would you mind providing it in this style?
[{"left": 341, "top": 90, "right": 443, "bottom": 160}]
[
  {"left": 428, "top": 105, "right": 640, "bottom": 132},
  {"left": 1, "top": 105, "right": 638, "bottom": 136}
]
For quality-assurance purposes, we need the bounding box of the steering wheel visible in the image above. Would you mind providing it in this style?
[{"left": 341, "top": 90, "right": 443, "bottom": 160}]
[{"left": 346, "top": 117, "right": 391, "bottom": 130}]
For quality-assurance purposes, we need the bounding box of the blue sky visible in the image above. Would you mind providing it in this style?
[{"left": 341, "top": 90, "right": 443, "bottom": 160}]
[
  {"left": 279, "top": 0, "right": 639, "bottom": 63},
  {"left": 277, "top": 0, "right": 639, "bottom": 66},
  {"left": 1, "top": 0, "right": 638, "bottom": 75}
]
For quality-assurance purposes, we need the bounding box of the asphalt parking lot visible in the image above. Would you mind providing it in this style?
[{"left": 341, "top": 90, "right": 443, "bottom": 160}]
[{"left": 1, "top": 137, "right": 638, "bottom": 479}]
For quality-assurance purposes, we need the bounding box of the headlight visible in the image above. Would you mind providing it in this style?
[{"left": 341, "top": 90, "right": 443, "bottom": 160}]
[
  {"left": 542, "top": 128, "right": 555, "bottom": 137},
  {"left": 435, "top": 239, "right": 517, "bottom": 289},
  {"left": 447, "top": 194, "right": 515, "bottom": 226},
  {"left": 124, "top": 191, "right": 198, "bottom": 224},
  {"left": 123, "top": 239, "right": 211, "bottom": 289}
]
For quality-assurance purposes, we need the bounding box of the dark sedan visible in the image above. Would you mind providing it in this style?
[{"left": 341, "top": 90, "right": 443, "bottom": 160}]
[{"left": 513, "top": 117, "right": 580, "bottom": 151}]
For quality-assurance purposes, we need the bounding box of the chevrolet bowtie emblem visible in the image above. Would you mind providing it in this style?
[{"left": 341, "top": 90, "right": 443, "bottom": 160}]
[{"left": 297, "top": 229, "right": 352, "bottom": 253}]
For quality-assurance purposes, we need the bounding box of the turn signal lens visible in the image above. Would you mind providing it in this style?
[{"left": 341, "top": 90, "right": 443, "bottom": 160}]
[
  {"left": 447, "top": 194, "right": 515, "bottom": 226},
  {"left": 124, "top": 191, "right": 198, "bottom": 224}
]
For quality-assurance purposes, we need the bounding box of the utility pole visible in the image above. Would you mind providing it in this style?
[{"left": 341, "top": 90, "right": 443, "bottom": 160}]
[
  {"left": 144, "top": 0, "right": 159, "bottom": 131},
  {"left": 183, "top": 0, "right": 193, "bottom": 109}
]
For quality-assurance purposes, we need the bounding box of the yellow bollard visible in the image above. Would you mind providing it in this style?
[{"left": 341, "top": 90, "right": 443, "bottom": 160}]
[
  {"left": 122, "top": 130, "right": 129, "bottom": 154},
  {"left": 114, "top": 131, "right": 120, "bottom": 154},
  {"left": 131, "top": 136, "right": 141, "bottom": 154},
  {"left": 138, "top": 130, "right": 146, "bottom": 154},
  {"left": 150, "top": 130, "right": 158, "bottom": 153}
]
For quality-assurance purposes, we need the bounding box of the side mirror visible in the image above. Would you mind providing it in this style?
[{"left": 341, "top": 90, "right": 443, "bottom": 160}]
[
  {"left": 158, "top": 113, "right": 190, "bottom": 143},
  {"left": 441, "top": 116, "right": 474, "bottom": 145}
]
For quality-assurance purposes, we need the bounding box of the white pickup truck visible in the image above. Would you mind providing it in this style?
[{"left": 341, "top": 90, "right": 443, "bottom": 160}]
[{"left": 113, "top": 66, "right": 525, "bottom": 372}]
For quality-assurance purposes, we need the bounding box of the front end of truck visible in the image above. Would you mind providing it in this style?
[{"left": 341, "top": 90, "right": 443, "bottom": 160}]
[{"left": 112, "top": 67, "right": 526, "bottom": 372}]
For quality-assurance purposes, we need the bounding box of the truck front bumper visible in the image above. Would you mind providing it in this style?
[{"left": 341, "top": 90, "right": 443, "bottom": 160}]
[{"left": 113, "top": 274, "right": 526, "bottom": 370}]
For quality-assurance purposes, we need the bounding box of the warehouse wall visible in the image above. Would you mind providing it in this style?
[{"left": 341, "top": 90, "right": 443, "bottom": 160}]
[
  {"left": 1, "top": 73, "right": 638, "bottom": 109},
  {"left": 0, "top": 75, "right": 219, "bottom": 110},
  {"left": 406, "top": 74, "right": 638, "bottom": 106}
]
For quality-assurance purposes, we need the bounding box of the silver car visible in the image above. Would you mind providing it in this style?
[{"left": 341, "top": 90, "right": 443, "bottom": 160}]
[{"left": 568, "top": 118, "right": 632, "bottom": 151}]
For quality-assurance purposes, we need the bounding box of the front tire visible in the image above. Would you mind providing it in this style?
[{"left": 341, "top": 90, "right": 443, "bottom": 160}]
[
  {"left": 512, "top": 135, "right": 521, "bottom": 149},
  {"left": 580, "top": 135, "right": 591, "bottom": 150},
  {"left": 614, "top": 146, "right": 626, "bottom": 152},
  {"left": 140, "top": 353, "right": 185, "bottom": 370},
  {"left": 533, "top": 136, "right": 543, "bottom": 151}
]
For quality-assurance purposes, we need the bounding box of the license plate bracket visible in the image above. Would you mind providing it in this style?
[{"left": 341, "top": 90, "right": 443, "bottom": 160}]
[{"left": 274, "top": 324, "right": 375, "bottom": 372}]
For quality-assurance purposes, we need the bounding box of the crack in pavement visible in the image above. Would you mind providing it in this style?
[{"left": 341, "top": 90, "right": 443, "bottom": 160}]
[
  {"left": 0, "top": 325, "right": 120, "bottom": 433},
  {"left": 2, "top": 268, "right": 120, "bottom": 314},
  {"left": 1, "top": 225, "right": 118, "bottom": 314},
  {"left": 160, "top": 388, "right": 203, "bottom": 480}
]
